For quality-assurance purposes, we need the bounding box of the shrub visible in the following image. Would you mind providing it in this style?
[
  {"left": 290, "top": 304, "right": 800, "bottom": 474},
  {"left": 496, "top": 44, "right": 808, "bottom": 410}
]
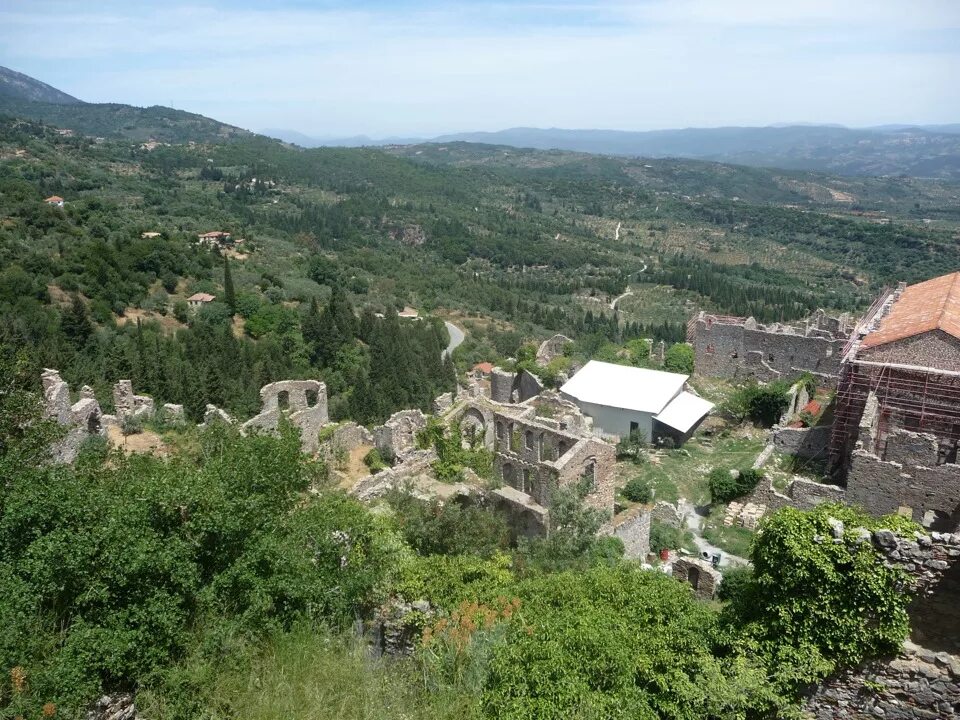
[
  {"left": 648, "top": 519, "right": 687, "bottom": 553},
  {"left": 621, "top": 476, "right": 652, "bottom": 503},
  {"left": 716, "top": 565, "right": 754, "bottom": 603},
  {"left": 708, "top": 467, "right": 763, "bottom": 504},
  {"left": 724, "top": 380, "right": 791, "bottom": 427},
  {"left": 663, "top": 342, "right": 694, "bottom": 374},
  {"left": 386, "top": 490, "right": 510, "bottom": 558},
  {"left": 120, "top": 414, "right": 143, "bottom": 435},
  {"left": 615, "top": 427, "right": 648, "bottom": 462},
  {"left": 363, "top": 447, "right": 387, "bottom": 472}
]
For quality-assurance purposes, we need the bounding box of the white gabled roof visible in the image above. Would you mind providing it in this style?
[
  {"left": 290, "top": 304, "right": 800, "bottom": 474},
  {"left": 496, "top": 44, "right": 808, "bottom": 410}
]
[
  {"left": 654, "top": 391, "right": 715, "bottom": 434},
  {"left": 559, "top": 360, "right": 688, "bottom": 415}
]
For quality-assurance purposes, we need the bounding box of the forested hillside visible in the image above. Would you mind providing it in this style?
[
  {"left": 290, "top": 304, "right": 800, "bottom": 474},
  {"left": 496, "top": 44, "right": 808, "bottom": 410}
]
[{"left": 1, "top": 114, "right": 959, "bottom": 423}]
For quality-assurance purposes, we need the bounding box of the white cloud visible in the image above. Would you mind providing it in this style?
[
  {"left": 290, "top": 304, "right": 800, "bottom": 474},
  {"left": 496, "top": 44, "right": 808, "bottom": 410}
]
[{"left": 0, "top": 0, "right": 957, "bottom": 135}]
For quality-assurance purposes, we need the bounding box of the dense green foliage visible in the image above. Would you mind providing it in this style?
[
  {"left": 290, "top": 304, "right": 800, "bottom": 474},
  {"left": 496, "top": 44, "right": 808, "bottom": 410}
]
[
  {"left": 0, "top": 354, "right": 924, "bottom": 719},
  {"left": 708, "top": 467, "right": 764, "bottom": 504},
  {"left": 663, "top": 342, "right": 694, "bottom": 374},
  {"left": 620, "top": 475, "right": 653, "bottom": 503},
  {"left": 725, "top": 381, "right": 792, "bottom": 427},
  {"left": 723, "top": 504, "right": 919, "bottom": 695}
]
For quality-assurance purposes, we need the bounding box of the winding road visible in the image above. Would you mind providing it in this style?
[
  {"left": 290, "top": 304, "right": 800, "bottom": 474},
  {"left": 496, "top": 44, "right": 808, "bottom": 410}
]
[{"left": 443, "top": 321, "right": 465, "bottom": 358}]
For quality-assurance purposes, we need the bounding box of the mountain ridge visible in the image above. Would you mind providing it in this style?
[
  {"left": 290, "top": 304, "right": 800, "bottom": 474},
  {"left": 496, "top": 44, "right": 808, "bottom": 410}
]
[{"left": 0, "top": 65, "right": 81, "bottom": 104}]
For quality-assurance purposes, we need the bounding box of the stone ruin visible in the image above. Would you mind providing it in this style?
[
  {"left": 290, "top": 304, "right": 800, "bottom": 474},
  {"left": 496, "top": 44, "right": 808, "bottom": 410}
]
[
  {"left": 689, "top": 309, "right": 852, "bottom": 388},
  {"left": 41, "top": 369, "right": 105, "bottom": 464},
  {"left": 804, "top": 526, "right": 960, "bottom": 719},
  {"left": 113, "top": 379, "right": 155, "bottom": 420},
  {"left": 672, "top": 557, "right": 722, "bottom": 600},
  {"left": 490, "top": 367, "right": 544, "bottom": 404},
  {"left": 41, "top": 372, "right": 333, "bottom": 459},
  {"left": 373, "top": 409, "right": 428, "bottom": 462},
  {"left": 535, "top": 333, "right": 573, "bottom": 365},
  {"left": 241, "top": 379, "right": 330, "bottom": 454}
]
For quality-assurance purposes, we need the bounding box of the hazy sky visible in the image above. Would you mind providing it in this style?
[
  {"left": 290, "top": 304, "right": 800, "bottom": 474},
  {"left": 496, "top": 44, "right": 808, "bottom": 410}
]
[{"left": 2, "top": 0, "right": 959, "bottom": 137}]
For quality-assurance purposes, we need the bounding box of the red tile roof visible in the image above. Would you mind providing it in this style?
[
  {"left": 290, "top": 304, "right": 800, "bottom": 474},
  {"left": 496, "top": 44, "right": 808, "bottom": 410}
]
[
  {"left": 473, "top": 362, "right": 494, "bottom": 374},
  {"left": 861, "top": 272, "right": 960, "bottom": 349},
  {"left": 44, "top": 195, "right": 64, "bottom": 203},
  {"left": 187, "top": 292, "right": 215, "bottom": 303},
  {"left": 801, "top": 400, "right": 821, "bottom": 416}
]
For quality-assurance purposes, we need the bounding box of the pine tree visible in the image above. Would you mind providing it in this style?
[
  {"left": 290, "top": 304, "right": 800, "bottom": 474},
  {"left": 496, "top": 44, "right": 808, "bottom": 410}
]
[
  {"left": 223, "top": 257, "right": 236, "bottom": 314},
  {"left": 61, "top": 294, "right": 93, "bottom": 348}
]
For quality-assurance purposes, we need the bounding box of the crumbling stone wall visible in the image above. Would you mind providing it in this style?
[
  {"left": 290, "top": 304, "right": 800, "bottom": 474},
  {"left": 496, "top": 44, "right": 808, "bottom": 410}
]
[
  {"left": 374, "top": 409, "right": 427, "bottom": 462},
  {"left": 608, "top": 505, "right": 652, "bottom": 559},
  {"left": 351, "top": 449, "right": 439, "bottom": 501},
  {"left": 536, "top": 334, "right": 572, "bottom": 365},
  {"left": 241, "top": 379, "right": 329, "bottom": 454},
  {"left": 845, "top": 393, "right": 960, "bottom": 529},
  {"left": 690, "top": 310, "right": 849, "bottom": 386},
  {"left": 773, "top": 425, "right": 833, "bottom": 460},
  {"left": 805, "top": 530, "right": 960, "bottom": 719},
  {"left": 41, "top": 369, "right": 105, "bottom": 463},
  {"left": 846, "top": 450, "right": 960, "bottom": 530},
  {"left": 113, "top": 379, "right": 155, "bottom": 419},
  {"left": 489, "top": 368, "right": 544, "bottom": 404},
  {"left": 651, "top": 500, "right": 684, "bottom": 528},
  {"left": 672, "top": 557, "right": 721, "bottom": 600},
  {"left": 492, "top": 485, "right": 550, "bottom": 540},
  {"left": 458, "top": 398, "right": 615, "bottom": 527}
]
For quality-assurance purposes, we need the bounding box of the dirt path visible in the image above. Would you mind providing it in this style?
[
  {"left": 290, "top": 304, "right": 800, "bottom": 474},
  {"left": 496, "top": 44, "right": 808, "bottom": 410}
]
[
  {"left": 615, "top": 221, "right": 622, "bottom": 241},
  {"left": 678, "top": 498, "right": 749, "bottom": 568},
  {"left": 610, "top": 288, "right": 634, "bottom": 310}
]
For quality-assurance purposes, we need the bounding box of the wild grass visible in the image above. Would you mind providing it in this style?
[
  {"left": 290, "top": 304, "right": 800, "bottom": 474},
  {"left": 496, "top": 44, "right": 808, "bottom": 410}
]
[{"left": 142, "top": 628, "right": 480, "bottom": 720}]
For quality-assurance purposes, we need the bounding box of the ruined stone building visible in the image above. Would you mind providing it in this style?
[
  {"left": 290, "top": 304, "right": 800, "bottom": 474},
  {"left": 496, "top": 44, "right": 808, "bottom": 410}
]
[
  {"left": 829, "top": 273, "right": 960, "bottom": 531},
  {"left": 689, "top": 309, "right": 853, "bottom": 387},
  {"left": 558, "top": 360, "right": 713, "bottom": 444},
  {"left": 456, "top": 392, "right": 616, "bottom": 537},
  {"left": 241, "top": 379, "right": 330, "bottom": 454}
]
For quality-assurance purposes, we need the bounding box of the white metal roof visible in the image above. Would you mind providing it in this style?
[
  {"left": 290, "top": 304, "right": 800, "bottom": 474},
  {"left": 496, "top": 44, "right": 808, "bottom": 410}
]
[
  {"left": 559, "top": 360, "right": 688, "bottom": 414},
  {"left": 654, "top": 391, "right": 715, "bottom": 434}
]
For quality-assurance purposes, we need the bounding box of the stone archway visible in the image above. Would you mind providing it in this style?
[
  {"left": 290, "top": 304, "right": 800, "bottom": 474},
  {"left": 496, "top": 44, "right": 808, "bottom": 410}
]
[
  {"left": 687, "top": 566, "right": 701, "bottom": 590},
  {"left": 460, "top": 407, "right": 487, "bottom": 449}
]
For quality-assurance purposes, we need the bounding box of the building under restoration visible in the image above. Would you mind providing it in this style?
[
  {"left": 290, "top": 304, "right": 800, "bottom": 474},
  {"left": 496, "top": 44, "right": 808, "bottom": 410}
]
[{"left": 830, "top": 272, "right": 960, "bottom": 530}]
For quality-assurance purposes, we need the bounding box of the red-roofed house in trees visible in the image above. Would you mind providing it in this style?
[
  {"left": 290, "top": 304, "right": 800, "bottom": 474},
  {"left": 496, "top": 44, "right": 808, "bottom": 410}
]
[
  {"left": 829, "top": 272, "right": 960, "bottom": 530},
  {"left": 44, "top": 195, "right": 64, "bottom": 207}
]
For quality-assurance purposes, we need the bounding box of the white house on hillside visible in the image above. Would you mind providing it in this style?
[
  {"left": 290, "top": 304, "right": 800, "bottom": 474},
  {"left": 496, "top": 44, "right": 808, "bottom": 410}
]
[{"left": 559, "top": 360, "right": 713, "bottom": 445}]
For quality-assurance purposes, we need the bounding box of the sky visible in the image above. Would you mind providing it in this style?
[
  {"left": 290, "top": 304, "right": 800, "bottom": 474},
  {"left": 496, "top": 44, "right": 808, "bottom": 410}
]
[{"left": 1, "top": 0, "right": 959, "bottom": 137}]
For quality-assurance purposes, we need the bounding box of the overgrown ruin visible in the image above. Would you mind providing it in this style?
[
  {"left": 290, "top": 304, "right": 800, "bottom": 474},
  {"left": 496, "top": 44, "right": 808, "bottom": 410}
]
[{"left": 689, "top": 309, "right": 853, "bottom": 387}]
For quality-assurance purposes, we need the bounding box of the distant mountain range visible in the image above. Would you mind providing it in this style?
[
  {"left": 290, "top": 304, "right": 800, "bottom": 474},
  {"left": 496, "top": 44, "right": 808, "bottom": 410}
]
[
  {"left": 0, "top": 65, "right": 250, "bottom": 144},
  {"left": 1, "top": 65, "right": 958, "bottom": 178},
  {"left": 262, "top": 125, "right": 960, "bottom": 179}
]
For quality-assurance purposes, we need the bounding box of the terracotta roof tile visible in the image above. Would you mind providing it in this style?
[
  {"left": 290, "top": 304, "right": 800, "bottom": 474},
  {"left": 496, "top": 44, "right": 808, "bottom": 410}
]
[{"left": 861, "top": 272, "right": 960, "bottom": 349}]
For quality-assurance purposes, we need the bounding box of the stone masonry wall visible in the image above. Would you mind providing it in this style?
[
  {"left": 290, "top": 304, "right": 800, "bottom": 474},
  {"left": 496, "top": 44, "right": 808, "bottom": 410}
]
[
  {"left": 846, "top": 450, "right": 960, "bottom": 529},
  {"left": 858, "top": 330, "right": 960, "bottom": 374},
  {"left": 608, "top": 505, "right": 651, "bottom": 559},
  {"left": 805, "top": 530, "right": 960, "bottom": 720},
  {"left": 773, "top": 425, "right": 833, "bottom": 460},
  {"left": 691, "top": 311, "right": 848, "bottom": 386}
]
